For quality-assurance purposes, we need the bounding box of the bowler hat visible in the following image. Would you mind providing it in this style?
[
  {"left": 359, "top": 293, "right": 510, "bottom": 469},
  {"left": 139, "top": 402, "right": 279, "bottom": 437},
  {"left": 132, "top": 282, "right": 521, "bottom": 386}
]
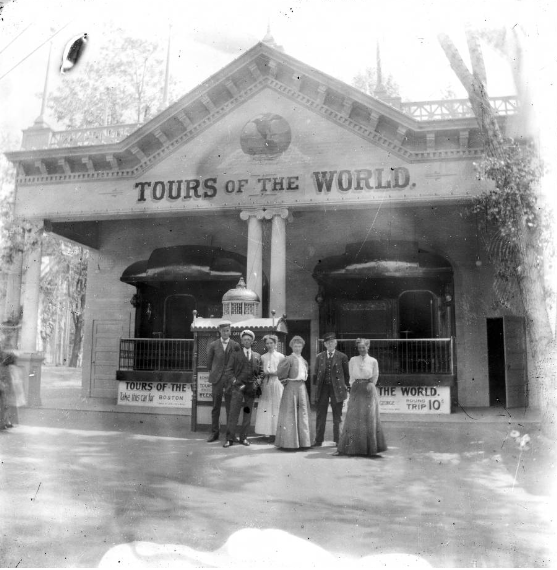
[{"left": 323, "top": 332, "right": 336, "bottom": 342}]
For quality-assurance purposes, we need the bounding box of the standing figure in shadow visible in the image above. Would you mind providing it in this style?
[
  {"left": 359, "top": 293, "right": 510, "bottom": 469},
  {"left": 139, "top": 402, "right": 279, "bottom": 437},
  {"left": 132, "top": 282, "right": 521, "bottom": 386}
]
[
  {"left": 206, "top": 321, "right": 240, "bottom": 443},
  {"left": 0, "top": 350, "right": 18, "bottom": 430},
  {"left": 336, "top": 338, "right": 387, "bottom": 457},
  {"left": 223, "top": 329, "right": 262, "bottom": 448},
  {"left": 254, "top": 334, "right": 285, "bottom": 443},
  {"left": 275, "top": 336, "right": 312, "bottom": 450}
]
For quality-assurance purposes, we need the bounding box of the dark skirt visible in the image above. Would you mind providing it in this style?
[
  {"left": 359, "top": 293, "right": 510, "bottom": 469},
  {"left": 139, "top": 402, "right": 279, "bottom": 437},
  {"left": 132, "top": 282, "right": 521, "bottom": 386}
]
[
  {"left": 337, "top": 381, "right": 387, "bottom": 456},
  {"left": 275, "top": 380, "right": 312, "bottom": 449}
]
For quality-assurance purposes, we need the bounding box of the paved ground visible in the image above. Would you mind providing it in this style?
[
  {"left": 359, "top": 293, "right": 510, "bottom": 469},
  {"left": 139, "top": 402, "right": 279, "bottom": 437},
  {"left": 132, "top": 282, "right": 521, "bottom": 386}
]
[{"left": 1, "top": 367, "right": 555, "bottom": 568}]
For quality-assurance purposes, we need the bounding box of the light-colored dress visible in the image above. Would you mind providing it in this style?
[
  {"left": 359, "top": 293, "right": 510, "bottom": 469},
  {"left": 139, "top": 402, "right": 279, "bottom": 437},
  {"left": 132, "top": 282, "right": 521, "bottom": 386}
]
[
  {"left": 337, "top": 354, "right": 387, "bottom": 456},
  {"left": 254, "top": 351, "right": 285, "bottom": 436},
  {"left": 275, "top": 354, "right": 312, "bottom": 449}
]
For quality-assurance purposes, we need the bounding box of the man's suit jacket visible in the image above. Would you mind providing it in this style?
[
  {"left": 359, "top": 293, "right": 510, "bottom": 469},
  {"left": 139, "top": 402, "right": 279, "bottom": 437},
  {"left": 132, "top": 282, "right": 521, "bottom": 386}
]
[
  {"left": 313, "top": 350, "right": 350, "bottom": 403},
  {"left": 225, "top": 348, "right": 262, "bottom": 396},
  {"left": 206, "top": 338, "right": 240, "bottom": 385}
]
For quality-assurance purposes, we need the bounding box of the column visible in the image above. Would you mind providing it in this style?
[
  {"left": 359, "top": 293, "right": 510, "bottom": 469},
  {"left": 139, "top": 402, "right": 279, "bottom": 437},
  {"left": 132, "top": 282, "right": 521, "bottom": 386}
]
[
  {"left": 19, "top": 224, "right": 45, "bottom": 407},
  {"left": 266, "top": 208, "right": 289, "bottom": 318},
  {"left": 239, "top": 210, "right": 264, "bottom": 314}
]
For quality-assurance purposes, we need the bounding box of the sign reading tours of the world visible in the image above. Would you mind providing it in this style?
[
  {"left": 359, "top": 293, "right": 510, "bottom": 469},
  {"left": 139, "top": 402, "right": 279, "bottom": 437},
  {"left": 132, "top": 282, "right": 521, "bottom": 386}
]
[
  {"left": 377, "top": 386, "right": 450, "bottom": 414},
  {"left": 118, "top": 380, "right": 192, "bottom": 408}
]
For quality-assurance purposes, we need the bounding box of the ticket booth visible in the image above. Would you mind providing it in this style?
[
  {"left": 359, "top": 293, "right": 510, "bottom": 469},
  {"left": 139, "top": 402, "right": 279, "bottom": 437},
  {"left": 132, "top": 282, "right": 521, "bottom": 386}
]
[{"left": 190, "top": 278, "right": 287, "bottom": 431}]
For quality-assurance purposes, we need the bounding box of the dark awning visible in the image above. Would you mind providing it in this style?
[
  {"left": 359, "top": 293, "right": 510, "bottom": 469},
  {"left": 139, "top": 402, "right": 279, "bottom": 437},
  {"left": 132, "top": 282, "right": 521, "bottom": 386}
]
[
  {"left": 313, "top": 241, "right": 452, "bottom": 279},
  {"left": 120, "top": 246, "right": 246, "bottom": 284}
]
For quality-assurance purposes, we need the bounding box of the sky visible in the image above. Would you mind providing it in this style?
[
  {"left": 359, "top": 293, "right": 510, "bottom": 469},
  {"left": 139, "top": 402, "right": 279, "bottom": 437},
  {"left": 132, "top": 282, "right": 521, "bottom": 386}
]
[
  {"left": 1, "top": 0, "right": 555, "bottom": 145},
  {"left": 0, "top": 0, "right": 554, "bottom": 191}
]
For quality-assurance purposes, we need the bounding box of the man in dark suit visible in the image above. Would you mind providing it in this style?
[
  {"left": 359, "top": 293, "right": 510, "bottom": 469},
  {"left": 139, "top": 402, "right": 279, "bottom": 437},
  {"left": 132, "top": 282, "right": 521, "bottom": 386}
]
[
  {"left": 223, "top": 329, "right": 262, "bottom": 448},
  {"left": 206, "top": 321, "right": 239, "bottom": 443},
  {"left": 312, "top": 332, "right": 350, "bottom": 447}
]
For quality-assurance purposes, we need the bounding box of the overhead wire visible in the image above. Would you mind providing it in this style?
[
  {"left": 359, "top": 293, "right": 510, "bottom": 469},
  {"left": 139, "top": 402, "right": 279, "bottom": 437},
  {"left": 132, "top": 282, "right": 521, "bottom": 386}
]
[
  {"left": 0, "top": 23, "right": 33, "bottom": 56},
  {"left": 0, "top": 23, "right": 71, "bottom": 83}
]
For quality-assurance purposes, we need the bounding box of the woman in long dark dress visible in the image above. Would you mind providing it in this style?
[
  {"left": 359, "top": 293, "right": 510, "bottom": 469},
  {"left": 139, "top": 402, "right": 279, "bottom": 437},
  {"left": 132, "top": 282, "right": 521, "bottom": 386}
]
[
  {"left": 336, "top": 338, "right": 387, "bottom": 456},
  {"left": 275, "top": 336, "right": 312, "bottom": 450}
]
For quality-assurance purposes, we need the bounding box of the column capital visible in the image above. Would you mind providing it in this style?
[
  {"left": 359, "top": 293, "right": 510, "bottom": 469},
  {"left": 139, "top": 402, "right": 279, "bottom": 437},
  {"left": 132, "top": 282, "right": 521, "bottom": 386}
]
[
  {"left": 262, "top": 208, "right": 289, "bottom": 221},
  {"left": 240, "top": 209, "right": 266, "bottom": 221}
]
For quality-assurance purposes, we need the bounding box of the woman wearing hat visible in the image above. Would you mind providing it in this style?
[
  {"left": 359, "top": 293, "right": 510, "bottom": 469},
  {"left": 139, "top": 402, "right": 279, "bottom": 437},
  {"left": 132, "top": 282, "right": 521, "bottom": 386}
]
[
  {"left": 275, "top": 336, "right": 312, "bottom": 449},
  {"left": 336, "top": 338, "right": 387, "bottom": 457},
  {"left": 254, "top": 334, "right": 285, "bottom": 443}
]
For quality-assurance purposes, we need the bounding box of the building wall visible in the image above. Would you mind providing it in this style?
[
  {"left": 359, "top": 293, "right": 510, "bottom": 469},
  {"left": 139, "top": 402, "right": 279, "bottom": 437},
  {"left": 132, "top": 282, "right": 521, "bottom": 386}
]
[{"left": 80, "top": 200, "right": 526, "bottom": 407}]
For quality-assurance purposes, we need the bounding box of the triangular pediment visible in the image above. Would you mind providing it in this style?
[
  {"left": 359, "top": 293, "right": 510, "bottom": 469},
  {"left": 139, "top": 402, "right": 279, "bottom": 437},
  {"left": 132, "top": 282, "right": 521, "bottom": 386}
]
[{"left": 8, "top": 41, "right": 494, "bottom": 183}]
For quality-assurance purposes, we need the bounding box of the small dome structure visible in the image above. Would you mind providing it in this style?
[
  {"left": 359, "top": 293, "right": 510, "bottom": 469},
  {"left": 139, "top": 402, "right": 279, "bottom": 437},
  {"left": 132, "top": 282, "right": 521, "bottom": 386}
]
[{"left": 222, "top": 277, "right": 260, "bottom": 320}]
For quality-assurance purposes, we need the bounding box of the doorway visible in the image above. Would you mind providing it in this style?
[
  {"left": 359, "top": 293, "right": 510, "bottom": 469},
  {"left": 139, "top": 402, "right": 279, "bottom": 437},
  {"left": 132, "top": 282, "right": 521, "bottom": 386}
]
[
  {"left": 399, "top": 290, "right": 434, "bottom": 338},
  {"left": 487, "top": 318, "right": 506, "bottom": 406},
  {"left": 486, "top": 316, "right": 527, "bottom": 408},
  {"left": 164, "top": 295, "right": 196, "bottom": 339}
]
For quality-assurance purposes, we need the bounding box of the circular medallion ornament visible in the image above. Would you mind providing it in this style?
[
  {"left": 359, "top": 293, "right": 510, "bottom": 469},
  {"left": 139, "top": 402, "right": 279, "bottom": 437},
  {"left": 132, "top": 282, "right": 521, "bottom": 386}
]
[{"left": 240, "top": 113, "right": 292, "bottom": 158}]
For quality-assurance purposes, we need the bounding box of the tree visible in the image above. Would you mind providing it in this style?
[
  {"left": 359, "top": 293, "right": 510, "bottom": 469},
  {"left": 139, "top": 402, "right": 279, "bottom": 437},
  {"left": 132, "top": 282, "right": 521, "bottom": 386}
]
[
  {"left": 438, "top": 29, "right": 556, "bottom": 437},
  {"left": 47, "top": 31, "right": 171, "bottom": 128},
  {"left": 352, "top": 66, "right": 400, "bottom": 98}
]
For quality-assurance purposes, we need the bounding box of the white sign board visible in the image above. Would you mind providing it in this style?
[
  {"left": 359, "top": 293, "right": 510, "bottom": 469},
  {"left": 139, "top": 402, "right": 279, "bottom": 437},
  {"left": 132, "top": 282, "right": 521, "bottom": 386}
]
[
  {"left": 197, "top": 372, "right": 212, "bottom": 402},
  {"left": 118, "top": 380, "right": 192, "bottom": 408},
  {"left": 377, "top": 386, "right": 450, "bottom": 414}
]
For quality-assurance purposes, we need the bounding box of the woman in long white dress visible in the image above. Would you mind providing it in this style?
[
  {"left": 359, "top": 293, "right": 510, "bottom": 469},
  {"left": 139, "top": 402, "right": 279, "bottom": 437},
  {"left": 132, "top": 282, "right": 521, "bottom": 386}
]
[
  {"left": 336, "top": 338, "right": 387, "bottom": 457},
  {"left": 254, "top": 335, "right": 285, "bottom": 443}
]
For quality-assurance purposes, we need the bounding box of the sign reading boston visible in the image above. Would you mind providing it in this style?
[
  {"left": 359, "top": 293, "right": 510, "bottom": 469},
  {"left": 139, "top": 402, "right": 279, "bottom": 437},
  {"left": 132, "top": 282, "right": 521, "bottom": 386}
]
[{"left": 135, "top": 167, "right": 411, "bottom": 202}]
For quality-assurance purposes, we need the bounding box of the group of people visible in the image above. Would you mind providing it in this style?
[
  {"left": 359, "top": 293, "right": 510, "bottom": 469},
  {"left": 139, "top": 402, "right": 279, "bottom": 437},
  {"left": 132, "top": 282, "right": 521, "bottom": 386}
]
[{"left": 206, "top": 322, "right": 386, "bottom": 457}]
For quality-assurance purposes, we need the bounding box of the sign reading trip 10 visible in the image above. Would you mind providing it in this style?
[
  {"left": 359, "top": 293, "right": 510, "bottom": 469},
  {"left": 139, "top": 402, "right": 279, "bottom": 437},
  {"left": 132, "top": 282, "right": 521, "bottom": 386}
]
[{"left": 134, "top": 167, "right": 412, "bottom": 203}]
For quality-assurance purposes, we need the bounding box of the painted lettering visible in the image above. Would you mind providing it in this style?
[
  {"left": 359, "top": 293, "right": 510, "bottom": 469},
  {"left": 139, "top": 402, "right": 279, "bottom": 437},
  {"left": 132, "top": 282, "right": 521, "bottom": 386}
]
[
  {"left": 337, "top": 170, "right": 352, "bottom": 192},
  {"left": 183, "top": 179, "right": 202, "bottom": 200},
  {"left": 354, "top": 169, "right": 373, "bottom": 190},
  {"left": 238, "top": 179, "right": 249, "bottom": 193},
  {"left": 393, "top": 167, "right": 410, "bottom": 188},
  {"left": 135, "top": 181, "right": 152, "bottom": 202},
  {"left": 167, "top": 180, "right": 182, "bottom": 200},
  {"left": 313, "top": 171, "right": 337, "bottom": 193},
  {"left": 272, "top": 177, "right": 285, "bottom": 191},
  {"left": 375, "top": 168, "right": 391, "bottom": 189},
  {"left": 225, "top": 180, "right": 236, "bottom": 194},
  {"left": 203, "top": 178, "right": 217, "bottom": 198},
  {"left": 258, "top": 177, "right": 272, "bottom": 192},
  {"left": 287, "top": 176, "right": 299, "bottom": 191},
  {"left": 152, "top": 181, "right": 165, "bottom": 200}
]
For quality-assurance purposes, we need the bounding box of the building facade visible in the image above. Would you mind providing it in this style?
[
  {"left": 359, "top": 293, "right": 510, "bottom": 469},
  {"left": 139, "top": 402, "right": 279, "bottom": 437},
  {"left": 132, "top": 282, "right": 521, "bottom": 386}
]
[{"left": 6, "top": 41, "right": 529, "bottom": 414}]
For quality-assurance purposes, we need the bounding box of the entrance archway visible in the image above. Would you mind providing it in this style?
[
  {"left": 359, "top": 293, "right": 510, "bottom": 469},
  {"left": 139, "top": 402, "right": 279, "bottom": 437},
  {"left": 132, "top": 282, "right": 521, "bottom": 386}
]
[{"left": 313, "top": 241, "right": 453, "bottom": 340}]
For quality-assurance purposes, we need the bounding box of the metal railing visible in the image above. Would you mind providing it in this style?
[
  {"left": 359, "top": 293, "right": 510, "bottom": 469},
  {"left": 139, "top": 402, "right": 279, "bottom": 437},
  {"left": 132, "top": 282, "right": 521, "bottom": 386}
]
[
  {"left": 49, "top": 123, "right": 141, "bottom": 148},
  {"left": 119, "top": 338, "right": 194, "bottom": 371},
  {"left": 316, "top": 338, "right": 454, "bottom": 375},
  {"left": 401, "top": 96, "right": 518, "bottom": 121}
]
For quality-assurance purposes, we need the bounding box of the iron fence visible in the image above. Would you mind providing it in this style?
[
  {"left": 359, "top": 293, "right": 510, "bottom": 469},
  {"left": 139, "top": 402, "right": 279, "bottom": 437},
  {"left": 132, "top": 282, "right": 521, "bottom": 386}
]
[
  {"left": 316, "top": 338, "right": 454, "bottom": 375},
  {"left": 119, "top": 338, "right": 194, "bottom": 371}
]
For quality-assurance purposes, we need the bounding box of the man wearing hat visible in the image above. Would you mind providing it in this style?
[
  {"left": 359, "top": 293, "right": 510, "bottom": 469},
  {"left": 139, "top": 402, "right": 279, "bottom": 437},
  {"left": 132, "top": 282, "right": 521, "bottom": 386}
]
[
  {"left": 223, "top": 329, "right": 262, "bottom": 448},
  {"left": 312, "top": 332, "right": 350, "bottom": 447},
  {"left": 206, "top": 321, "right": 240, "bottom": 443}
]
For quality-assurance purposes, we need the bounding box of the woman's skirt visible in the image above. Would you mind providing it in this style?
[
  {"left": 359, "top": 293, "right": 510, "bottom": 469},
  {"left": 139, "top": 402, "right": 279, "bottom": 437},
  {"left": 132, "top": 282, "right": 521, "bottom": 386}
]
[
  {"left": 337, "top": 380, "right": 387, "bottom": 456},
  {"left": 254, "top": 375, "right": 284, "bottom": 436},
  {"left": 275, "top": 380, "right": 312, "bottom": 449}
]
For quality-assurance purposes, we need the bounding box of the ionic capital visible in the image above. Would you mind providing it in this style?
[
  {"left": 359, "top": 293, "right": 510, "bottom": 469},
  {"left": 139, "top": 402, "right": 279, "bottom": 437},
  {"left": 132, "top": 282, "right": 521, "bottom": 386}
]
[
  {"left": 262, "top": 208, "right": 289, "bottom": 221},
  {"left": 240, "top": 209, "right": 266, "bottom": 221}
]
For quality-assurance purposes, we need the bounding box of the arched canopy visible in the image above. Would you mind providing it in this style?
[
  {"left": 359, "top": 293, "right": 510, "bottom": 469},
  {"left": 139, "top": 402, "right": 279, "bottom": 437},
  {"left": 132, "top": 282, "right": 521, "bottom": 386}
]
[
  {"left": 313, "top": 241, "right": 452, "bottom": 280},
  {"left": 120, "top": 245, "right": 247, "bottom": 284}
]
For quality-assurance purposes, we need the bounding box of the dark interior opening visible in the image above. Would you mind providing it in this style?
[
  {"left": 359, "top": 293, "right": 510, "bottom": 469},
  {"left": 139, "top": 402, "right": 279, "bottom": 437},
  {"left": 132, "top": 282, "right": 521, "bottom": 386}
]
[{"left": 487, "top": 318, "right": 506, "bottom": 407}]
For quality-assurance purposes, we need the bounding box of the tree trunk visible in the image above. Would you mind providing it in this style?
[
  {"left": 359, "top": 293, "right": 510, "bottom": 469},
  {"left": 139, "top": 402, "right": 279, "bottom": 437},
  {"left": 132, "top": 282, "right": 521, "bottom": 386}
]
[
  {"left": 68, "top": 312, "right": 83, "bottom": 367},
  {"left": 438, "top": 30, "right": 556, "bottom": 437}
]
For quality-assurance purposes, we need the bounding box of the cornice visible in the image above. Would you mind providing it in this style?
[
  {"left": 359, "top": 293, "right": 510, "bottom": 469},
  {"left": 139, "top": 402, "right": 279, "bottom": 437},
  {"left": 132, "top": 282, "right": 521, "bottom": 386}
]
[{"left": 8, "top": 42, "right": 504, "bottom": 186}]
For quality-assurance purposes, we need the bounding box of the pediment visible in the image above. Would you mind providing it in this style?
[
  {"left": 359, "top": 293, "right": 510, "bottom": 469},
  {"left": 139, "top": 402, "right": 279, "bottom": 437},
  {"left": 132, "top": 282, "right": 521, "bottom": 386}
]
[{"left": 9, "top": 42, "right": 490, "bottom": 184}]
